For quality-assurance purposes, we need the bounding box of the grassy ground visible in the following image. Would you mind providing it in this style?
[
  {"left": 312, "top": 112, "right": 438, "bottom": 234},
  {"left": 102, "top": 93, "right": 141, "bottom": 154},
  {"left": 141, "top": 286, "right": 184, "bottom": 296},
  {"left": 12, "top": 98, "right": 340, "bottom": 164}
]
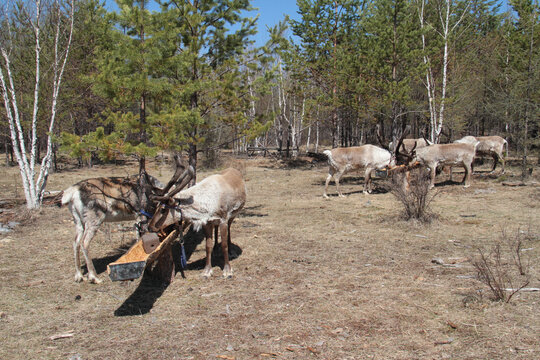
[{"left": 0, "top": 156, "right": 538, "bottom": 359}]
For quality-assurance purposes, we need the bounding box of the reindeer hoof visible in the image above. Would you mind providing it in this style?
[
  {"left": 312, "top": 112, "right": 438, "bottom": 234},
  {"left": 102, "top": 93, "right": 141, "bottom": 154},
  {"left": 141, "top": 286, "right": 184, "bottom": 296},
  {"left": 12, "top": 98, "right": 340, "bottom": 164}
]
[
  {"left": 463, "top": 184, "right": 470, "bottom": 188},
  {"left": 88, "top": 275, "right": 102, "bottom": 284},
  {"left": 222, "top": 265, "right": 233, "bottom": 278},
  {"left": 74, "top": 273, "right": 84, "bottom": 283},
  {"left": 323, "top": 194, "right": 329, "bottom": 199},
  {"left": 338, "top": 194, "right": 346, "bottom": 198},
  {"left": 201, "top": 268, "right": 213, "bottom": 278}
]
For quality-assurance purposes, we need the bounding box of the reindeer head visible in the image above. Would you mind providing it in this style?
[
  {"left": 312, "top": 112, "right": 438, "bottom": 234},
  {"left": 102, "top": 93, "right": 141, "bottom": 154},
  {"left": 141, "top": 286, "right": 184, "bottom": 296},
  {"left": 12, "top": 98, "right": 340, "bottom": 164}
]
[
  {"left": 146, "top": 155, "right": 194, "bottom": 233},
  {"left": 377, "top": 124, "right": 415, "bottom": 167}
]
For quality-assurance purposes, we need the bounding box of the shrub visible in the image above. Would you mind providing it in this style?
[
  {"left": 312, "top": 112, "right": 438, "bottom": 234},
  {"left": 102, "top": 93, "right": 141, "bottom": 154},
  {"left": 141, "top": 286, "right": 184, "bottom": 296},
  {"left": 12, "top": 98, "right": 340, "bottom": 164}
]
[
  {"left": 472, "top": 228, "right": 531, "bottom": 303},
  {"left": 388, "top": 166, "right": 436, "bottom": 223}
]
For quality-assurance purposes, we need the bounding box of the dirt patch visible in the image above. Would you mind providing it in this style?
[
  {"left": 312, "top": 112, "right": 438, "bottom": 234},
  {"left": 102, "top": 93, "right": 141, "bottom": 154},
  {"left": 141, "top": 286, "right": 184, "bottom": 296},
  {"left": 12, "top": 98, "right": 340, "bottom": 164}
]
[{"left": 0, "top": 159, "right": 538, "bottom": 359}]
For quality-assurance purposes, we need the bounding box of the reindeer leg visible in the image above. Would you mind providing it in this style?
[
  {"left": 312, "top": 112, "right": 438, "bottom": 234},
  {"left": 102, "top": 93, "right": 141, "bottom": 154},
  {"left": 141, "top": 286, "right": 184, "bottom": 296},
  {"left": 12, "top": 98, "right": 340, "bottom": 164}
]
[
  {"left": 500, "top": 154, "right": 505, "bottom": 174},
  {"left": 79, "top": 211, "right": 105, "bottom": 284},
  {"left": 490, "top": 154, "right": 498, "bottom": 173},
  {"left": 463, "top": 162, "right": 472, "bottom": 188},
  {"left": 202, "top": 224, "right": 214, "bottom": 278},
  {"left": 323, "top": 168, "right": 335, "bottom": 198},
  {"left": 429, "top": 164, "right": 436, "bottom": 189},
  {"left": 80, "top": 224, "right": 102, "bottom": 284},
  {"left": 68, "top": 204, "right": 85, "bottom": 282},
  {"left": 220, "top": 222, "right": 233, "bottom": 278},
  {"left": 226, "top": 218, "right": 237, "bottom": 259},
  {"left": 363, "top": 167, "right": 373, "bottom": 194},
  {"left": 213, "top": 224, "right": 219, "bottom": 251},
  {"left": 73, "top": 221, "right": 84, "bottom": 283},
  {"left": 335, "top": 170, "right": 346, "bottom": 197}
]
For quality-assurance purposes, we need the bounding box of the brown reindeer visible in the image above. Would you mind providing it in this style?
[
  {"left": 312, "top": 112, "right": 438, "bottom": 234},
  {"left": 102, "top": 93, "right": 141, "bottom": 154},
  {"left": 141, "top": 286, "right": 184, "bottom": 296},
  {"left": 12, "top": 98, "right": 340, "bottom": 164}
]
[{"left": 61, "top": 157, "right": 191, "bottom": 283}]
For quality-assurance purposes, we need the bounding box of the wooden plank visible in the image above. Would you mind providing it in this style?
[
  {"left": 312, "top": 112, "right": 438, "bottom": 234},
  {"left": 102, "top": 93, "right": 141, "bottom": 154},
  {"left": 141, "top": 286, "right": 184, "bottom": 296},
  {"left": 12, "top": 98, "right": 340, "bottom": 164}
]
[{"left": 110, "top": 240, "right": 148, "bottom": 265}]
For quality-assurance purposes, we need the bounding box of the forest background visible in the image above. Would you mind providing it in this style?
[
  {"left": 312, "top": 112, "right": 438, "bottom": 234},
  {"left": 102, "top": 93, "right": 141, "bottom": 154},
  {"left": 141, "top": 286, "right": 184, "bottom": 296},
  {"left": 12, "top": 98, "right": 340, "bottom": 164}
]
[{"left": 0, "top": 0, "right": 538, "bottom": 208}]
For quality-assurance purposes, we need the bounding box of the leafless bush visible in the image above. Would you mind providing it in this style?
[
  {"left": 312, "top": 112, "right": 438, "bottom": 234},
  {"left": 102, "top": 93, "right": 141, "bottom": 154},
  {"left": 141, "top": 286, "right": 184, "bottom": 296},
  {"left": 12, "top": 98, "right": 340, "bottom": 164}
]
[
  {"left": 473, "top": 228, "right": 531, "bottom": 303},
  {"left": 388, "top": 166, "right": 437, "bottom": 223}
]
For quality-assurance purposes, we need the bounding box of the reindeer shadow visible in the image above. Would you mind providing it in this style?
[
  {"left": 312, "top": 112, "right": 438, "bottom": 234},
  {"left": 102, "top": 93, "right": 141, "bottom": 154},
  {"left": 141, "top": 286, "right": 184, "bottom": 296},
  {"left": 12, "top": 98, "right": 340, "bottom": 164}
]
[
  {"left": 114, "top": 274, "right": 168, "bottom": 316},
  {"left": 182, "top": 226, "right": 243, "bottom": 271},
  {"left": 113, "top": 225, "right": 243, "bottom": 317},
  {"left": 434, "top": 180, "right": 464, "bottom": 187},
  {"left": 323, "top": 186, "right": 389, "bottom": 197},
  {"left": 84, "top": 242, "right": 136, "bottom": 276},
  {"left": 242, "top": 204, "right": 267, "bottom": 218}
]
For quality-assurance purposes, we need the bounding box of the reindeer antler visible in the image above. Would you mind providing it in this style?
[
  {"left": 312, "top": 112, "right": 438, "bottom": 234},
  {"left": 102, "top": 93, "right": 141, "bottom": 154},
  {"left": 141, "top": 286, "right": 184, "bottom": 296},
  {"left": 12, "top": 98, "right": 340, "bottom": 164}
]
[
  {"left": 147, "top": 159, "right": 194, "bottom": 233},
  {"left": 376, "top": 124, "right": 390, "bottom": 151},
  {"left": 393, "top": 125, "right": 417, "bottom": 164},
  {"left": 151, "top": 158, "right": 194, "bottom": 202},
  {"left": 150, "top": 154, "right": 187, "bottom": 196},
  {"left": 394, "top": 125, "right": 410, "bottom": 155}
]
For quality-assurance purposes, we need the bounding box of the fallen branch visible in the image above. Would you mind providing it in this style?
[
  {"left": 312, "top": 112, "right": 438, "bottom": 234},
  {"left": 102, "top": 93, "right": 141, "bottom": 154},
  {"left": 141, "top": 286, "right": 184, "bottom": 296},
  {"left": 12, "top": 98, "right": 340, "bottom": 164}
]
[
  {"left": 503, "top": 287, "right": 539, "bottom": 292},
  {"left": 502, "top": 182, "right": 525, "bottom": 187},
  {"left": 434, "top": 338, "right": 454, "bottom": 345},
  {"left": 49, "top": 331, "right": 74, "bottom": 340}
]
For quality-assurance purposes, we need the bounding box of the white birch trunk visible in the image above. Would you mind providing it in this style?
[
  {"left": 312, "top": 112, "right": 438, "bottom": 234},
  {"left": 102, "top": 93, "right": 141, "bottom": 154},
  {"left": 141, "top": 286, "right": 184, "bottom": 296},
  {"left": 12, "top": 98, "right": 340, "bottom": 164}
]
[
  {"left": 277, "top": 59, "right": 291, "bottom": 154},
  {"left": 418, "top": 0, "right": 469, "bottom": 143},
  {"left": 0, "top": 0, "right": 74, "bottom": 208}
]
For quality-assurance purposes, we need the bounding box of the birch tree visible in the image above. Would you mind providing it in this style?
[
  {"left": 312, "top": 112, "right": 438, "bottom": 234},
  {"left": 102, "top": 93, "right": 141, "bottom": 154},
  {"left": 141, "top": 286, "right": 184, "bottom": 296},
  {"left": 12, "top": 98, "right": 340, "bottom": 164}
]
[
  {"left": 0, "top": 0, "right": 74, "bottom": 208},
  {"left": 417, "top": 0, "right": 470, "bottom": 143}
]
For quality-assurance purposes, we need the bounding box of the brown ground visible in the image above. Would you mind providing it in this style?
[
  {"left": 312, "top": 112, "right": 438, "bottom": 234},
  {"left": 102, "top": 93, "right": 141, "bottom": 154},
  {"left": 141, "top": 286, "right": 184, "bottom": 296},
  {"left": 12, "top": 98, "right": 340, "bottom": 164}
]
[{"left": 0, "top": 156, "right": 539, "bottom": 360}]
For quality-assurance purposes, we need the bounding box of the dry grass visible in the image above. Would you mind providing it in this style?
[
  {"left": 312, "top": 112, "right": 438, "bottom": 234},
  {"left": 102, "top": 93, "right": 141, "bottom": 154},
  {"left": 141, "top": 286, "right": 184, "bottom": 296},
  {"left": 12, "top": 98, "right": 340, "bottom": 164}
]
[{"left": 0, "top": 157, "right": 539, "bottom": 359}]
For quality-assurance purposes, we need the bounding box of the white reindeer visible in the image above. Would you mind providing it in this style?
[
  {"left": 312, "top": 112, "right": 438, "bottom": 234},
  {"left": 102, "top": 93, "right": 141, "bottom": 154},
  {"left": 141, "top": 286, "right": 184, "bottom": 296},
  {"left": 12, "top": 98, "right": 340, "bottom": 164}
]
[
  {"left": 455, "top": 135, "right": 508, "bottom": 173},
  {"left": 411, "top": 142, "right": 479, "bottom": 189},
  {"left": 149, "top": 167, "right": 247, "bottom": 278},
  {"left": 323, "top": 145, "right": 395, "bottom": 197}
]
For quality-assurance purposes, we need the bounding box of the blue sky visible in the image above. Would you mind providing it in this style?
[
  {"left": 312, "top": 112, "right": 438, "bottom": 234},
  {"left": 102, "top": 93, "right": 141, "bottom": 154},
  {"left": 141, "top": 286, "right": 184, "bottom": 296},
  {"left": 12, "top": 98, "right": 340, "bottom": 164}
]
[
  {"left": 249, "top": 0, "right": 301, "bottom": 45},
  {"left": 104, "top": 0, "right": 301, "bottom": 47}
]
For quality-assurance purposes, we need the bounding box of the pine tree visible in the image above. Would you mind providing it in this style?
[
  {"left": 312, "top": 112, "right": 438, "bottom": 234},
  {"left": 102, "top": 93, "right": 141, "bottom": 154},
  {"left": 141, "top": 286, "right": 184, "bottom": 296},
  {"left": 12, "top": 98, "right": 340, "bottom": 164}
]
[
  {"left": 360, "top": 0, "right": 422, "bottom": 147},
  {"left": 503, "top": 0, "right": 539, "bottom": 177},
  {"left": 150, "top": 0, "right": 258, "bottom": 181},
  {"left": 292, "top": 0, "right": 363, "bottom": 147},
  {"left": 87, "top": 0, "right": 166, "bottom": 160}
]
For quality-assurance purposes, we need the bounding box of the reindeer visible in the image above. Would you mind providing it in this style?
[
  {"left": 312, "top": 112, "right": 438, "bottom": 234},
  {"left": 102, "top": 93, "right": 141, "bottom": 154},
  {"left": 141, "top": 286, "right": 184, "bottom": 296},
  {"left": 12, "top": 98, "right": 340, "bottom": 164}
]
[
  {"left": 323, "top": 145, "right": 394, "bottom": 197},
  {"left": 149, "top": 167, "right": 247, "bottom": 278},
  {"left": 61, "top": 157, "right": 191, "bottom": 283},
  {"left": 321, "top": 126, "right": 421, "bottom": 198},
  {"left": 409, "top": 142, "right": 479, "bottom": 189},
  {"left": 455, "top": 135, "right": 508, "bottom": 173}
]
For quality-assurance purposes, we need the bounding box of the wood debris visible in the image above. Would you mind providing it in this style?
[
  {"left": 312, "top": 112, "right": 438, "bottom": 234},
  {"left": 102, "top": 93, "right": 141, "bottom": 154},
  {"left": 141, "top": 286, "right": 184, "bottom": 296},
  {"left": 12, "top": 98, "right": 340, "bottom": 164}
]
[
  {"left": 49, "top": 331, "right": 74, "bottom": 340},
  {"left": 434, "top": 337, "right": 454, "bottom": 345}
]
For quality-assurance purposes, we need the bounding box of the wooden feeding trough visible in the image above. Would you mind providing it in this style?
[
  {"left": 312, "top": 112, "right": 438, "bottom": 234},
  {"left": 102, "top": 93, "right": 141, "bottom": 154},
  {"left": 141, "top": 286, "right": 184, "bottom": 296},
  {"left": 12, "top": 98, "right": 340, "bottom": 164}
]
[{"left": 107, "top": 229, "right": 179, "bottom": 283}]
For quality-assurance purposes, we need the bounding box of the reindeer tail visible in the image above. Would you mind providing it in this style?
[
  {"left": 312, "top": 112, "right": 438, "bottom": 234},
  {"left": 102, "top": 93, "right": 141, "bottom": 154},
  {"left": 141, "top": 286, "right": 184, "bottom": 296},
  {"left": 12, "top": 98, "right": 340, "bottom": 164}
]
[
  {"left": 60, "top": 186, "right": 78, "bottom": 207},
  {"left": 323, "top": 150, "right": 339, "bottom": 170}
]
